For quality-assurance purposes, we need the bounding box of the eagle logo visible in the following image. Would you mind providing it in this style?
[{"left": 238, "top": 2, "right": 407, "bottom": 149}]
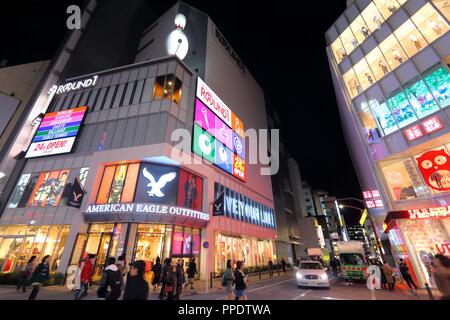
[
  {"left": 72, "top": 192, "right": 83, "bottom": 202},
  {"left": 142, "top": 167, "right": 177, "bottom": 198}
]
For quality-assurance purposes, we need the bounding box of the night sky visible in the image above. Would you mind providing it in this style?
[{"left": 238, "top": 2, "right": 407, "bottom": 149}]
[{"left": 1, "top": 1, "right": 361, "bottom": 201}]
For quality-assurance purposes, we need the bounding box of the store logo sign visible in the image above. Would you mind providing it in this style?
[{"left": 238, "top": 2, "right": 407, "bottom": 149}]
[
  {"left": 214, "top": 27, "right": 245, "bottom": 74},
  {"left": 416, "top": 149, "right": 450, "bottom": 191},
  {"left": 408, "top": 206, "right": 450, "bottom": 219},
  {"left": 48, "top": 75, "right": 98, "bottom": 95},
  {"left": 196, "top": 77, "right": 232, "bottom": 127},
  {"left": 404, "top": 125, "right": 424, "bottom": 141},
  {"left": 422, "top": 116, "right": 443, "bottom": 134},
  {"left": 142, "top": 167, "right": 176, "bottom": 198}
]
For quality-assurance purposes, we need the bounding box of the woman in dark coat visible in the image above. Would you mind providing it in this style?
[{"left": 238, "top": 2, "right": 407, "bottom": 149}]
[
  {"left": 159, "top": 258, "right": 171, "bottom": 300},
  {"left": 184, "top": 258, "right": 197, "bottom": 290},
  {"left": 151, "top": 257, "right": 162, "bottom": 292},
  {"left": 17, "top": 255, "right": 37, "bottom": 292},
  {"left": 123, "top": 260, "right": 149, "bottom": 300},
  {"left": 28, "top": 255, "right": 50, "bottom": 300}
]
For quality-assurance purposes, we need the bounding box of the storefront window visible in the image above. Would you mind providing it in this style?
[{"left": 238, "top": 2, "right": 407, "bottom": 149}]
[
  {"left": 387, "top": 91, "right": 418, "bottom": 128},
  {"left": 331, "top": 38, "right": 346, "bottom": 63},
  {"left": 340, "top": 27, "right": 358, "bottom": 56},
  {"left": 380, "top": 158, "right": 430, "bottom": 201},
  {"left": 27, "top": 170, "right": 70, "bottom": 207},
  {"left": 370, "top": 100, "right": 398, "bottom": 135},
  {"left": 394, "top": 19, "right": 427, "bottom": 57},
  {"left": 108, "top": 165, "right": 127, "bottom": 204},
  {"left": 411, "top": 3, "right": 450, "bottom": 44},
  {"left": 361, "top": 2, "right": 384, "bottom": 32},
  {"left": 152, "top": 74, "right": 183, "bottom": 104},
  {"left": 373, "top": 0, "right": 401, "bottom": 20},
  {"left": 366, "top": 47, "right": 390, "bottom": 81},
  {"left": 50, "top": 225, "right": 70, "bottom": 272},
  {"left": 359, "top": 107, "right": 382, "bottom": 142},
  {"left": 432, "top": 0, "right": 450, "bottom": 21},
  {"left": 350, "top": 16, "right": 371, "bottom": 45},
  {"left": 8, "top": 174, "right": 31, "bottom": 208},
  {"left": 96, "top": 166, "right": 116, "bottom": 204},
  {"left": 96, "top": 163, "right": 139, "bottom": 204},
  {"left": 379, "top": 34, "right": 407, "bottom": 70},
  {"left": 424, "top": 67, "right": 450, "bottom": 109},
  {"left": 343, "top": 68, "right": 362, "bottom": 98},
  {"left": 354, "top": 59, "right": 376, "bottom": 90},
  {"left": 404, "top": 78, "right": 440, "bottom": 119}
]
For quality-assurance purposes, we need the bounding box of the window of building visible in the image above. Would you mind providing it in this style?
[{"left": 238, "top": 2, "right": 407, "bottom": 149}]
[
  {"left": 373, "top": 0, "right": 401, "bottom": 20},
  {"left": 26, "top": 170, "right": 70, "bottom": 207},
  {"left": 380, "top": 158, "right": 430, "bottom": 201},
  {"left": 411, "top": 3, "right": 450, "bottom": 44},
  {"left": 404, "top": 78, "right": 440, "bottom": 119},
  {"left": 387, "top": 91, "right": 418, "bottom": 128},
  {"left": 379, "top": 34, "right": 407, "bottom": 70},
  {"left": 394, "top": 19, "right": 427, "bottom": 57},
  {"left": 331, "top": 38, "right": 347, "bottom": 63},
  {"left": 361, "top": 2, "right": 385, "bottom": 32},
  {"left": 359, "top": 107, "right": 381, "bottom": 141},
  {"left": 432, "top": 0, "right": 450, "bottom": 21},
  {"left": 96, "top": 163, "right": 139, "bottom": 204},
  {"left": 370, "top": 100, "right": 398, "bottom": 135},
  {"left": 423, "top": 67, "right": 450, "bottom": 108},
  {"left": 7, "top": 174, "right": 31, "bottom": 209},
  {"left": 152, "top": 74, "right": 182, "bottom": 104},
  {"left": 340, "top": 26, "right": 358, "bottom": 55},
  {"left": 366, "top": 47, "right": 391, "bottom": 81},
  {"left": 343, "top": 68, "right": 362, "bottom": 98},
  {"left": 354, "top": 59, "right": 376, "bottom": 90},
  {"left": 107, "top": 165, "right": 128, "bottom": 204},
  {"left": 350, "top": 16, "right": 371, "bottom": 45}
]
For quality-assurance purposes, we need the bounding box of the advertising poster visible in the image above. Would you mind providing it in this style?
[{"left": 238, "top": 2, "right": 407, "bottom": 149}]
[
  {"left": 232, "top": 154, "right": 246, "bottom": 181},
  {"left": 415, "top": 149, "right": 450, "bottom": 192},
  {"left": 182, "top": 233, "right": 192, "bottom": 255},
  {"left": 177, "top": 170, "right": 203, "bottom": 211},
  {"left": 192, "top": 234, "right": 200, "bottom": 255},
  {"left": 172, "top": 232, "right": 184, "bottom": 255},
  {"left": 232, "top": 131, "right": 245, "bottom": 158},
  {"left": 134, "top": 163, "right": 179, "bottom": 205},
  {"left": 215, "top": 140, "right": 233, "bottom": 174},
  {"left": 193, "top": 124, "right": 216, "bottom": 163}
]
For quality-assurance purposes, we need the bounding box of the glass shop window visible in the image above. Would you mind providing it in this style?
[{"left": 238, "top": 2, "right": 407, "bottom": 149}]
[
  {"left": 404, "top": 78, "right": 440, "bottom": 119},
  {"left": 411, "top": 3, "right": 450, "bottom": 44},
  {"left": 340, "top": 26, "right": 358, "bottom": 55},
  {"left": 152, "top": 74, "right": 182, "bottom": 104},
  {"left": 366, "top": 47, "right": 390, "bottom": 80},
  {"left": 354, "top": 59, "right": 376, "bottom": 91},
  {"left": 343, "top": 68, "right": 362, "bottom": 98},
  {"left": 26, "top": 170, "right": 70, "bottom": 208},
  {"left": 331, "top": 38, "right": 347, "bottom": 63},
  {"left": 361, "top": 2, "right": 385, "bottom": 32},
  {"left": 96, "top": 163, "right": 140, "bottom": 204},
  {"left": 380, "top": 158, "right": 430, "bottom": 201},
  {"left": 387, "top": 91, "right": 418, "bottom": 128},
  {"left": 379, "top": 34, "right": 407, "bottom": 70},
  {"left": 432, "top": 0, "right": 450, "bottom": 21},
  {"left": 423, "top": 67, "right": 450, "bottom": 108},
  {"left": 373, "top": 0, "right": 401, "bottom": 20},
  {"left": 370, "top": 99, "right": 398, "bottom": 135},
  {"left": 350, "top": 16, "right": 371, "bottom": 45},
  {"left": 359, "top": 107, "right": 382, "bottom": 142},
  {"left": 394, "top": 20, "right": 427, "bottom": 57}
]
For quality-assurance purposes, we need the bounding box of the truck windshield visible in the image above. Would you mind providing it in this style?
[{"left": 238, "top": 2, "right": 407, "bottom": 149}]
[
  {"left": 300, "top": 263, "right": 322, "bottom": 270},
  {"left": 340, "top": 253, "right": 365, "bottom": 265}
]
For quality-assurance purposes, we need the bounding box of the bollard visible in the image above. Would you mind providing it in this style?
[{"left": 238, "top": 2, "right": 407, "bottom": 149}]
[
  {"left": 425, "top": 283, "right": 434, "bottom": 300},
  {"left": 210, "top": 272, "right": 213, "bottom": 289}
]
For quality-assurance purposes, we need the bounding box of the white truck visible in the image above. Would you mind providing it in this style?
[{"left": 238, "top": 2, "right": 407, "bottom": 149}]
[{"left": 336, "top": 241, "right": 368, "bottom": 281}]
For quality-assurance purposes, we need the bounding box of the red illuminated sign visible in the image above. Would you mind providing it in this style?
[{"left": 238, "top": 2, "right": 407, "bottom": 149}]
[
  {"left": 364, "top": 189, "right": 383, "bottom": 208},
  {"left": 404, "top": 125, "right": 424, "bottom": 141},
  {"left": 422, "top": 116, "right": 443, "bottom": 134},
  {"left": 415, "top": 149, "right": 450, "bottom": 191},
  {"left": 366, "top": 200, "right": 375, "bottom": 208},
  {"left": 408, "top": 206, "right": 450, "bottom": 219},
  {"left": 232, "top": 154, "right": 246, "bottom": 181}
]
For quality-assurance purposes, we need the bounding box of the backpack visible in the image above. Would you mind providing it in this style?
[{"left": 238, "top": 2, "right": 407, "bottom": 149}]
[{"left": 221, "top": 274, "right": 227, "bottom": 287}]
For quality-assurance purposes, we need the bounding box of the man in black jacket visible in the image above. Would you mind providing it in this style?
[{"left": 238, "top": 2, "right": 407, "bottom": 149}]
[
  {"left": 123, "top": 260, "right": 149, "bottom": 300},
  {"left": 98, "top": 257, "right": 122, "bottom": 300}
]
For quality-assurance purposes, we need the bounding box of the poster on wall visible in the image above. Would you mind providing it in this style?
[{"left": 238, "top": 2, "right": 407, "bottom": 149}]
[
  {"left": 25, "top": 106, "right": 88, "bottom": 158},
  {"left": 415, "top": 149, "right": 450, "bottom": 191},
  {"left": 177, "top": 170, "right": 203, "bottom": 211},
  {"left": 172, "top": 232, "right": 184, "bottom": 255},
  {"left": 134, "top": 163, "right": 180, "bottom": 205}
]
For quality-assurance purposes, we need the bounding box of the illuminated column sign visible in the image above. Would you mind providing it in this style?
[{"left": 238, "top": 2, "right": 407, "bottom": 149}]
[{"left": 48, "top": 75, "right": 98, "bottom": 95}]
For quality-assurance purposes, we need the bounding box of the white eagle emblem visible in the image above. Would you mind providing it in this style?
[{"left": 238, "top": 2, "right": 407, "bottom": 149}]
[{"left": 142, "top": 167, "right": 177, "bottom": 198}]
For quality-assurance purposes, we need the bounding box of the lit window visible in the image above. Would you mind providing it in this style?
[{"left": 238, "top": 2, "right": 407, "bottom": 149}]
[
  {"left": 370, "top": 100, "right": 398, "bottom": 135},
  {"left": 343, "top": 69, "right": 362, "bottom": 98},
  {"left": 366, "top": 47, "right": 390, "bottom": 80},
  {"left": 432, "top": 0, "right": 450, "bottom": 21},
  {"left": 379, "top": 34, "right": 407, "bottom": 70},
  {"left": 107, "top": 165, "right": 128, "bottom": 204},
  {"left": 380, "top": 158, "right": 430, "bottom": 201},
  {"left": 404, "top": 78, "right": 440, "bottom": 119},
  {"left": 95, "top": 163, "right": 140, "bottom": 204},
  {"left": 361, "top": 2, "right": 384, "bottom": 32},
  {"left": 373, "top": 0, "right": 401, "bottom": 20},
  {"left": 350, "top": 16, "right": 371, "bottom": 45},
  {"left": 354, "top": 59, "right": 376, "bottom": 90},
  {"left": 424, "top": 67, "right": 450, "bottom": 108},
  {"left": 331, "top": 38, "right": 347, "bottom": 63},
  {"left": 7, "top": 174, "right": 31, "bottom": 208},
  {"left": 359, "top": 107, "right": 382, "bottom": 142},
  {"left": 394, "top": 19, "right": 427, "bottom": 57},
  {"left": 152, "top": 74, "right": 182, "bottom": 104},
  {"left": 340, "top": 26, "right": 358, "bottom": 56},
  {"left": 386, "top": 91, "right": 418, "bottom": 128},
  {"left": 411, "top": 3, "right": 450, "bottom": 43},
  {"left": 27, "top": 170, "right": 70, "bottom": 207}
]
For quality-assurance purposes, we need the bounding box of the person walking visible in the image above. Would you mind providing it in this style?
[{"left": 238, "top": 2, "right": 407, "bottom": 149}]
[
  {"left": 432, "top": 254, "right": 450, "bottom": 300},
  {"left": 377, "top": 260, "right": 387, "bottom": 289},
  {"left": 97, "top": 257, "right": 123, "bottom": 300},
  {"left": 159, "top": 258, "right": 172, "bottom": 300},
  {"left": 165, "top": 264, "right": 178, "bottom": 300},
  {"left": 116, "top": 253, "right": 127, "bottom": 284},
  {"left": 28, "top": 255, "right": 50, "bottom": 300},
  {"left": 123, "top": 260, "right": 149, "bottom": 300},
  {"left": 383, "top": 261, "right": 396, "bottom": 291},
  {"left": 17, "top": 256, "right": 37, "bottom": 293},
  {"left": 222, "top": 259, "right": 234, "bottom": 300},
  {"left": 280, "top": 257, "right": 287, "bottom": 273},
  {"left": 175, "top": 258, "right": 185, "bottom": 299},
  {"left": 268, "top": 258, "right": 274, "bottom": 277},
  {"left": 234, "top": 261, "right": 248, "bottom": 300},
  {"left": 185, "top": 258, "right": 197, "bottom": 290},
  {"left": 330, "top": 257, "right": 338, "bottom": 276},
  {"left": 398, "top": 258, "right": 418, "bottom": 292},
  {"left": 151, "top": 257, "right": 162, "bottom": 292},
  {"left": 75, "top": 253, "right": 95, "bottom": 300}
]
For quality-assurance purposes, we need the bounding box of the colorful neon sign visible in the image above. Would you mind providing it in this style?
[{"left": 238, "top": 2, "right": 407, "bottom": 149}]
[
  {"left": 408, "top": 206, "right": 450, "bottom": 219},
  {"left": 404, "top": 125, "right": 424, "bottom": 141},
  {"left": 422, "top": 115, "right": 443, "bottom": 134}
]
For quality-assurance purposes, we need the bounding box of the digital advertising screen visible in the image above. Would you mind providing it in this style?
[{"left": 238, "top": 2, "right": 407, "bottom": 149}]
[
  {"left": 193, "top": 78, "right": 246, "bottom": 182},
  {"left": 25, "top": 106, "right": 88, "bottom": 158}
]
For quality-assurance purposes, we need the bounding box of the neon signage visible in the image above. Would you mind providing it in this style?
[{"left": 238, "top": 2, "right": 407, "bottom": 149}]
[
  {"left": 48, "top": 75, "right": 98, "bottom": 95},
  {"left": 25, "top": 106, "right": 87, "bottom": 158},
  {"left": 404, "top": 125, "right": 424, "bottom": 141},
  {"left": 408, "top": 206, "right": 450, "bottom": 219},
  {"left": 422, "top": 115, "right": 443, "bottom": 134}
]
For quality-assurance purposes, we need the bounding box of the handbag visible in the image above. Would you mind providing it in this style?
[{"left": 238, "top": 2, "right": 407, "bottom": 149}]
[{"left": 164, "top": 284, "right": 174, "bottom": 293}]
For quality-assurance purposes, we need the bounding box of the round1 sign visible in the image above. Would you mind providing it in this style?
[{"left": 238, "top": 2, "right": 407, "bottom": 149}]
[{"left": 202, "top": 241, "right": 209, "bottom": 249}]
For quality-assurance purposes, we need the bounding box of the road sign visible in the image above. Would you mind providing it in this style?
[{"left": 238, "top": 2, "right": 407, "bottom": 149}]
[{"left": 203, "top": 241, "right": 209, "bottom": 249}]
